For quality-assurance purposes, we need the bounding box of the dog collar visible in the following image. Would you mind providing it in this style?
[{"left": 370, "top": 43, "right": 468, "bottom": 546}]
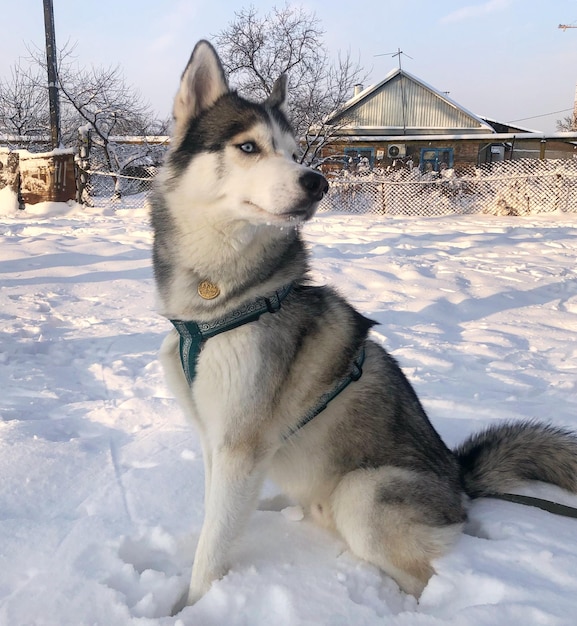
[{"left": 170, "top": 283, "right": 293, "bottom": 386}]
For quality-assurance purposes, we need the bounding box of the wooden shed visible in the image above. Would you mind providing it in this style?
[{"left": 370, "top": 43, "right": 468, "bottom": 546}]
[{"left": 18, "top": 149, "right": 76, "bottom": 205}]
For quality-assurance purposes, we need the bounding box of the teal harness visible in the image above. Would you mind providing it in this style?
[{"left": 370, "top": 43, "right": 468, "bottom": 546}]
[
  {"left": 170, "top": 284, "right": 294, "bottom": 386},
  {"left": 170, "top": 283, "right": 365, "bottom": 439}
]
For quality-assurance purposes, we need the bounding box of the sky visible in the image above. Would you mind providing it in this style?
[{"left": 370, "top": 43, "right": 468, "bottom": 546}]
[{"left": 2, "top": 0, "right": 577, "bottom": 133}]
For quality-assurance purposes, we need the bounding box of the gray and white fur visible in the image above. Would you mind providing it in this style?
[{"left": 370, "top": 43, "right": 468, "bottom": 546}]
[{"left": 150, "top": 40, "right": 577, "bottom": 610}]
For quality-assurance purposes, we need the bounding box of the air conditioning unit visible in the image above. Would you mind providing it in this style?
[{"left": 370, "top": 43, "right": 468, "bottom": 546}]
[{"left": 387, "top": 144, "right": 406, "bottom": 158}]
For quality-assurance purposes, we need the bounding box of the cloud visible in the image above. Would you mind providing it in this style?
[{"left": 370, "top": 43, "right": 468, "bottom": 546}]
[{"left": 440, "top": 0, "right": 512, "bottom": 24}]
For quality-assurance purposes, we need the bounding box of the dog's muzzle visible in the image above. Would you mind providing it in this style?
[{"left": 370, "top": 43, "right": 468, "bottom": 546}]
[{"left": 299, "top": 170, "right": 329, "bottom": 202}]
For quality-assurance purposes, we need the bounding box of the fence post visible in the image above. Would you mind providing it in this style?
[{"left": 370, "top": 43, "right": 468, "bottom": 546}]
[
  {"left": 539, "top": 139, "right": 546, "bottom": 160},
  {"left": 76, "top": 127, "right": 92, "bottom": 205},
  {"left": 554, "top": 170, "right": 566, "bottom": 212}
]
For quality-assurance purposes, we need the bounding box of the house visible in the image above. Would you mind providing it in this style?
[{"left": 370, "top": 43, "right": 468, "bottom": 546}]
[{"left": 319, "top": 68, "right": 577, "bottom": 173}]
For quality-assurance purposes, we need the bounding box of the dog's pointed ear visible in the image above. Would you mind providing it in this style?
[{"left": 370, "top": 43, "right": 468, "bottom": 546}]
[
  {"left": 266, "top": 74, "right": 288, "bottom": 114},
  {"left": 173, "top": 40, "right": 228, "bottom": 132}
]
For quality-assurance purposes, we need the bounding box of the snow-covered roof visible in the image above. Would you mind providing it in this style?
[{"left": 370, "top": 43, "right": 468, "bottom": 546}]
[
  {"left": 479, "top": 116, "right": 542, "bottom": 135},
  {"left": 327, "top": 131, "right": 577, "bottom": 142},
  {"left": 328, "top": 68, "right": 495, "bottom": 135}
]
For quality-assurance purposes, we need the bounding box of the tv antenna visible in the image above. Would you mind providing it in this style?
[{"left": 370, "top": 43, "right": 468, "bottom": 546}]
[
  {"left": 374, "top": 48, "right": 414, "bottom": 72},
  {"left": 374, "top": 48, "right": 414, "bottom": 135}
]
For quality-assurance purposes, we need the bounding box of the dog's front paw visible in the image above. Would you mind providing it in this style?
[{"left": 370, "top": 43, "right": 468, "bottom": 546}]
[
  {"left": 170, "top": 585, "right": 207, "bottom": 615},
  {"left": 185, "top": 586, "right": 207, "bottom": 607},
  {"left": 171, "top": 570, "right": 218, "bottom": 613},
  {"left": 171, "top": 590, "right": 189, "bottom": 616}
]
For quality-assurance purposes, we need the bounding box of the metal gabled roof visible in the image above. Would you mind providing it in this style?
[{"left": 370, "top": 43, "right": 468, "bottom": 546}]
[{"left": 328, "top": 68, "right": 495, "bottom": 135}]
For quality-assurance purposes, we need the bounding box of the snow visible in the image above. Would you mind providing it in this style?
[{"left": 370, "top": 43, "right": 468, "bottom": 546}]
[
  {"left": 0, "top": 187, "right": 18, "bottom": 213},
  {"left": 1, "top": 198, "right": 577, "bottom": 625},
  {"left": 16, "top": 148, "right": 76, "bottom": 159}
]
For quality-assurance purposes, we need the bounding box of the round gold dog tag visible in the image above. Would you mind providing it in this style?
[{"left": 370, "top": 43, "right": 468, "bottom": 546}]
[{"left": 198, "top": 280, "right": 220, "bottom": 300}]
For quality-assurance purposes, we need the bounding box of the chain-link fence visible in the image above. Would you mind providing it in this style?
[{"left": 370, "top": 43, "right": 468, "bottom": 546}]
[
  {"left": 76, "top": 132, "right": 167, "bottom": 209},
  {"left": 319, "top": 158, "right": 577, "bottom": 216},
  {"left": 81, "top": 158, "right": 577, "bottom": 215},
  {"left": 81, "top": 167, "right": 159, "bottom": 209}
]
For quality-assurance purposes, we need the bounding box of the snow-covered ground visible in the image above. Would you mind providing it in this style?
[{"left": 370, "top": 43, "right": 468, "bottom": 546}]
[{"left": 1, "top": 197, "right": 577, "bottom": 625}]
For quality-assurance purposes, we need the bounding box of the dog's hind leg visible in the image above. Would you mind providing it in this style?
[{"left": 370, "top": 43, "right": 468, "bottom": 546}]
[{"left": 330, "top": 467, "right": 466, "bottom": 597}]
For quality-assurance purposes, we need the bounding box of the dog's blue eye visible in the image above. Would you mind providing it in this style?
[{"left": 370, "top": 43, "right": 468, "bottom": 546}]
[{"left": 239, "top": 142, "right": 258, "bottom": 154}]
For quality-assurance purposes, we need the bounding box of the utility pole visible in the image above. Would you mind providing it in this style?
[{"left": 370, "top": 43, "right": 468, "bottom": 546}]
[
  {"left": 558, "top": 23, "right": 577, "bottom": 129},
  {"left": 43, "top": 0, "right": 61, "bottom": 148},
  {"left": 573, "top": 83, "right": 577, "bottom": 130}
]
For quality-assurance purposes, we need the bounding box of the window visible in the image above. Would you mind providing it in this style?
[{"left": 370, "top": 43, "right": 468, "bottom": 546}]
[
  {"left": 420, "top": 148, "right": 454, "bottom": 173},
  {"left": 344, "top": 147, "right": 375, "bottom": 172}
]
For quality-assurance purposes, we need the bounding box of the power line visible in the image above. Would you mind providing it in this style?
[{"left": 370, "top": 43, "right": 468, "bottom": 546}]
[{"left": 508, "top": 108, "right": 573, "bottom": 123}]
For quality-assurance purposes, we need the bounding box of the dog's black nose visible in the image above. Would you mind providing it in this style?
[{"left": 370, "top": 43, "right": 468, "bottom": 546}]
[{"left": 299, "top": 170, "right": 329, "bottom": 201}]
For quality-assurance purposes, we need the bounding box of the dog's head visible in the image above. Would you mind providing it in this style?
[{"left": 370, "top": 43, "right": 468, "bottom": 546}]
[{"left": 164, "top": 40, "right": 328, "bottom": 225}]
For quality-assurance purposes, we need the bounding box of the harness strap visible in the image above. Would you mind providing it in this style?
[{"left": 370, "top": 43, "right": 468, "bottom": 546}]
[
  {"left": 171, "top": 300, "right": 577, "bottom": 516},
  {"left": 485, "top": 492, "right": 577, "bottom": 519},
  {"left": 170, "top": 283, "right": 366, "bottom": 443},
  {"left": 169, "top": 319, "right": 204, "bottom": 387},
  {"left": 283, "top": 346, "right": 365, "bottom": 440},
  {"left": 170, "top": 283, "right": 293, "bottom": 386}
]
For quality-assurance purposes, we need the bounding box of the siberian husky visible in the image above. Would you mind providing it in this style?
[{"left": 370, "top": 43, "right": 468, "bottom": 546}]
[{"left": 150, "top": 40, "right": 577, "bottom": 609}]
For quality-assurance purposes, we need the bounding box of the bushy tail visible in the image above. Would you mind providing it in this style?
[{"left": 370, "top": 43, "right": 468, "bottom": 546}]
[{"left": 454, "top": 420, "right": 577, "bottom": 498}]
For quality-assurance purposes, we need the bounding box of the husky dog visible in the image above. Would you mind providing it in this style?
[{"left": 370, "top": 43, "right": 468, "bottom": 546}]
[{"left": 151, "top": 40, "right": 577, "bottom": 608}]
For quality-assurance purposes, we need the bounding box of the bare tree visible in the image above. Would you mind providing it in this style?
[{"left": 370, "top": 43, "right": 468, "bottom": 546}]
[
  {"left": 296, "top": 51, "right": 365, "bottom": 166},
  {"left": 59, "top": 63, "right": 152, "bottom": 162},
  {"left": 557, "top": 84, "right": 577, "bottom": 131},
  {"left": 213, "top": 4, "right": 366, "bottom": 166},
  {"left": 556, "top": 114, "right": 577, "bottom": 131},
  {"left": 0, "top": 60, "right": 49, "bottom": 143},
  {"left": 25, "top": 42, "right": 167, "bottom": 197}
]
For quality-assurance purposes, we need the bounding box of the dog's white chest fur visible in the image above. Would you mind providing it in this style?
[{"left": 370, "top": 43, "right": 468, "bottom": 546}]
[{"left": 161, "top": 326, "right": 263, "bottom": 437}]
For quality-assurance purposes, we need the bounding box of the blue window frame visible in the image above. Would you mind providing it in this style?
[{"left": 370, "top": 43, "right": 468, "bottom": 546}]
[{"left": 420, "top": 148, "right": 454, "bottom": 173}]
